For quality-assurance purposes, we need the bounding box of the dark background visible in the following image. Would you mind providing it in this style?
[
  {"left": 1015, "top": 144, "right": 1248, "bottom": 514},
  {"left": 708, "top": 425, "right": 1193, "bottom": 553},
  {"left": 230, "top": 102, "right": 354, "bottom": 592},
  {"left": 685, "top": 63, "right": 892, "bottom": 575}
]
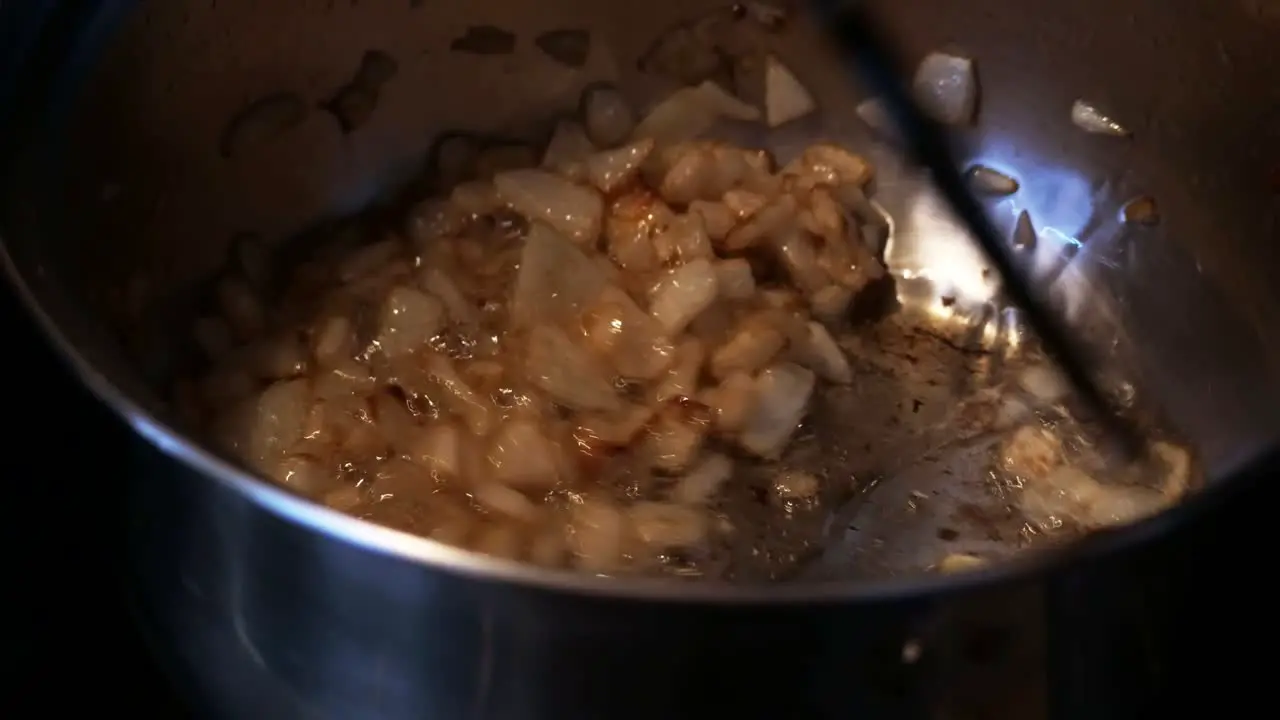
[{"left": 3, "top": 283, "right": 188, "bottom": 716}]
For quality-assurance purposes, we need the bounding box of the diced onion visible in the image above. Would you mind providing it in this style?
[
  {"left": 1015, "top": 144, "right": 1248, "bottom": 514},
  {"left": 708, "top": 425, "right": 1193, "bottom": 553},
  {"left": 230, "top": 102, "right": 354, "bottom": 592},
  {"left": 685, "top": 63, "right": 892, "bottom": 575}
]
[
  {"left": 671, "top": 453, "right": 734, "bottom": 504},
  {"left": 630, "top": 501, "right": 708, "bottom": 548},
  {"left": 1070, "top": 100, "right": 1131, "bottom": 137},
  {"left": 738, "top": 363, "right": 815, "bottom": 459},
  {"left": 649, "top": 258, "right": 720, "bottom": 335},
  {"left": 376, "top": 286, "right": 445, "bottom": 358},
  {"left": 525, "top": 325, "right": 622, "bottom": 413},
  {"left": 633, "top": 82, "right": 761, "bottom": 146},
  {"left": 488, "top": 420, "right": 561, "bottom": 489},
  {"left": 494, "top": 169, "right": 604, "bottom": 244},
  {"left": 763, "top": 55, "right": 817, "bottom": 127},
  {"left": 542, "top": 119, "right": 594, "bottom": 180},
  {"left": 913, "top": 51, "right": 978, "bottom": 125},
  {"left": 581, "top": 84, "right": 636, "bottom": 149},
  {"left": 511, "top": 223, "right": 607, "bottom": 328},
  {"left": 584, "top": 138, "right": 655, "bottom": 195}
]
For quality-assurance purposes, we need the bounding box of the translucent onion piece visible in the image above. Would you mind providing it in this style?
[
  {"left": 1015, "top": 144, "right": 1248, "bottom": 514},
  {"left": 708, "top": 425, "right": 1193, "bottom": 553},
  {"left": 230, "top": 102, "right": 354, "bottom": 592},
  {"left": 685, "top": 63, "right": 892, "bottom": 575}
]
[
  {"left": 488, "top": 420, "right": 561, "bottom": 489},
  {"left": 763, "top": 54, "right": 817, "bottom": 128},
  {"left": 772, "top": 229, "right": 828, "bottom": 295},
  {"left": 407, "top": 421, "right": 464, "bottom": 478},
  {"left": 494, "top": 169, "right": 604, "bottom": 244},
  {"left": 312, "top": 316, "right": 354, "bottom": 367},
  {"left": 710, "top": 317, "right": 786, "bottom": 380},
  {"left": 702, "top": 371, "right": 757, "bottom": 433},
  {"left": 913, "top": 51, "right": 978, "bottom": 125},
  {"left": 473, "top": 482, "right": 540, "bottom": 521},
  {"left": 581, "top": 84, "right": 636, "bottom": 149},
  {"left": 584, "top": 137, "right": 655, "bottom": 195},
  {"left": 648, "top": 258, "right": 720, "bottom": 335},
  {"left": 651, "top": 142, "right": 772, "bottom": 206},
  {"left": 714, "top": 258, "right": 756, "bottom": 300},
  {"left": 670, "top": 453, "right": 734, "bottom": 505},
  {"left": 583, "top": 285, "right": 676, "bottom": 381},
  {"left": 424, "top": 353, "right": 495, "bottom": 436},
  {"left": 629, "top": 501, "right": 708, "bottom": 548},
  {"left": 723, "top": 194, "right": 798, "bottom": 251},
  {"left": 688, "top": 200, "right": 735, "bottom": 240},
  {"left": 1070, "top": 100, "right": 1131, "bottom": 137},
  {"left": 245, "top": 378, "right": 311, "bottom": 466},
  {"left": 376, "top": 286, "right": 445, "bottom": 358},
  {"left": 417, "top": 266, "right": 480, "bottom": 328},
  {"left": 511, "top": 223, "right": 607, "bottom": 328},
  {"left": 632, "top": 82, "right": 761, "bottom": 147},
  {"left": 568, "top": 499, "right": 630, "bottom": 573},
  {"left": 738, "top": 362, "right": 815, "bottom": 459},
  {"left": 721, "top": 188, "right": 768, "bottom": 218},
  {"left": 542, "top": 119, "right": 595, "bottom": 180},
  {"left": 644, "top": 411, "right": 706, "bottom": 472},
  {"left": 653, "top": 214, "right": 713, "bottom": 265},
  {"left": 525, "top": 324, "right": 622, "bottom": 413},
  {"left": 795, "top": 321, "right": 852, "bottom": 384},
  {"left": 605, "top": 190, "right": 672, "bottom": 272},
  {"left": 653, "top": 338, "right": 706, "bottom": 403}
]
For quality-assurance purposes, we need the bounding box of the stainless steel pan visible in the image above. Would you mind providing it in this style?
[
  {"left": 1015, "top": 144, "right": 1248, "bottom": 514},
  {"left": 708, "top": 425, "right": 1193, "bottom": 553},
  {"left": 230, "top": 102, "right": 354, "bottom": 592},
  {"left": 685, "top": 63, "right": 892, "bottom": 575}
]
[{"left": 2, "top": 0, "right": 1277, "bottom": 717}]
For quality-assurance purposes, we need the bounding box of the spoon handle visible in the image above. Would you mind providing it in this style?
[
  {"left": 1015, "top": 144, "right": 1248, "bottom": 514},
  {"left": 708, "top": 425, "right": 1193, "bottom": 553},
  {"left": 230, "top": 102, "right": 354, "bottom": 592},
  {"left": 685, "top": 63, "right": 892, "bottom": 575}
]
[{"left": 810, "top": 0, "right": 1146, "bottom": 461}]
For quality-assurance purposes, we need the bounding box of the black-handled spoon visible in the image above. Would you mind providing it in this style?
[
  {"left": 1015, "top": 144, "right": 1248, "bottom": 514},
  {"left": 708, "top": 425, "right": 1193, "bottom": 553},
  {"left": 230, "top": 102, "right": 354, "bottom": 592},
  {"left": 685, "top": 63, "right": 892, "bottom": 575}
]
[{"left": 809, "top": 0, "right": 1147, "bottom": 462}]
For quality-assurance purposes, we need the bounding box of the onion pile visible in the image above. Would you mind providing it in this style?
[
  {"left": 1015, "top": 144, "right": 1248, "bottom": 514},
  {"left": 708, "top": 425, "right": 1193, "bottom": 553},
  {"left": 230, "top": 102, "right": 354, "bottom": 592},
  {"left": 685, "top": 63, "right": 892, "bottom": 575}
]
[{"left": 175, "top": 85, "right": 889, "bottom": 577}]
